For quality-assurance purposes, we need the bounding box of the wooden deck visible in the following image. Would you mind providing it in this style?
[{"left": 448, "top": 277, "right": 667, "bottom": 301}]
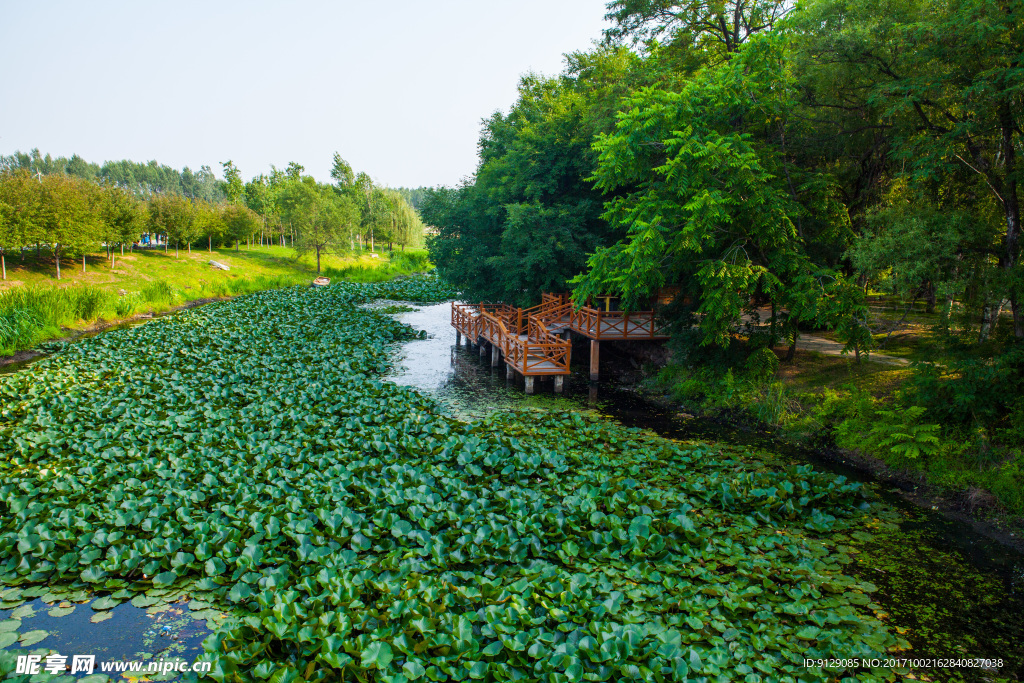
[{"left": 451, "top": 292, "right": 668, "bottom": 391}]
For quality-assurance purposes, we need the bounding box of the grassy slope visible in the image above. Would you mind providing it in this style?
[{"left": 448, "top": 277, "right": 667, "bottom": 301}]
[
  {"left": 0, "top": 245, "right": 432, "bottom": 354},
  {"left": 0, "top": 244, "right": 427, "bottom": 294}
]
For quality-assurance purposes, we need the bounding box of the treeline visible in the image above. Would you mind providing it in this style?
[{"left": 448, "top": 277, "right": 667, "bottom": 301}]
[
  {"left": 0, "top": 153, "right": 424, "bottom": 279},
  {"left": 0, "top": 149, "right": 226, "bottom": 203},
  {"left": 424, "top": 0, "right": 1021, "bottom": 355}
]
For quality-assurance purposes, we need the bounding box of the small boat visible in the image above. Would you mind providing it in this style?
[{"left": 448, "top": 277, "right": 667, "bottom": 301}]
[{"left": 311, "top": 277, "right": 330, "bottom": 288}]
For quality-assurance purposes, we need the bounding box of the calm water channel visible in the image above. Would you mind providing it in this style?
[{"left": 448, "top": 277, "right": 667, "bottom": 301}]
[{"left": 2, "top": 298, "right": 1022, "bottom": 682}]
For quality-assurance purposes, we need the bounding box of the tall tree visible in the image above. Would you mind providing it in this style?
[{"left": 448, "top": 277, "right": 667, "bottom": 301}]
[{"left": 295, "top": 187, "right": 357, "bottom": 274}]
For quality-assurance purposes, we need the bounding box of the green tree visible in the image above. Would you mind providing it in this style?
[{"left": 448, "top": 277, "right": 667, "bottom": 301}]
[
  {"left": 221, "top": 160, "right": 245, "bottom": 205},
  {"left": 295, "top": 187, "right": 358, "bottom": 274},
  {"left": 573, "top": 35, "right": 865, "bottom": 354},
  {"left": 37, "top": 174, "right": 101, "bottom": 279},
  {"left": 222, "top": 204, "right": 260, "bottom": 252}
]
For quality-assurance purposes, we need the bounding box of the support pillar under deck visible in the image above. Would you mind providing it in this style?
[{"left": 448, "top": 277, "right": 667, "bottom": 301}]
[
  {"left": 480, "top": 342, "right": 488, "bottom": 360},
  {"left": 554, "top": 376, "right": 565, "bottom": 394},
  {"left": 456, "top": 331, "right": 461, "bottom": 346},
  {"left": 525, "top": 376, "right": 535, "bottom": 394},
  {"left": 491, "top": 344, "right": 501, "bottom": 367},
  {"left": 589, "top": 339, "right": 600, "bottom": 382},
  {"left": 506, "top": 363, "right": 515, "bottom": 381}
]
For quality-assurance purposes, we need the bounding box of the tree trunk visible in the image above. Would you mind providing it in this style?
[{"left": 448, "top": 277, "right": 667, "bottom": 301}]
[
  {"left": 175, "top": 241, "right": 179, "bottom": 258},
  {"left": 785, "top": 329, "right": 798, "bottom": 362},
  {"left": 188, "top": 241, "right": 191, "bottom": 254},
  {"left": 236, "top": 240, "right": 239, "bottom": 252},
  {"left": 1, "top": 252, "right": 5, "bottom": 280},
  {"left": 316, "top": 246, "right": 321, "bottom": 275},
  {"left": 82, "top": 255, "right": 86, "bottom": 273},
  {"left": 121, "top": 243, "right": 124, "bottom": 256},
  {"left": 112, "top": 253, "right": 115, "bottom": 270},
  {"left": 925, "top": 281, "right": 937, "bottom": 314},
  {"left": 209, "top": 235, "right": 212, "bottom": 252},
  {"left": 55, "top": 249, "right": 61, "bottom": 280}
]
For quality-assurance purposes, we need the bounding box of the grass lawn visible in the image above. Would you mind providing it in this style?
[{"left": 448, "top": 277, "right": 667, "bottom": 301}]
[
  {"left": 0, "top": 245, "right": 433, "bottom": 354},
  {"left": 0, "top": 245, "right": 428, "bottom": 295}
]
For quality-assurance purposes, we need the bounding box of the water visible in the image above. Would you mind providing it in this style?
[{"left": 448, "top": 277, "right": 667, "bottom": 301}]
[{"left": 385, "top": 301, "right": 1024, "bottom": 682}]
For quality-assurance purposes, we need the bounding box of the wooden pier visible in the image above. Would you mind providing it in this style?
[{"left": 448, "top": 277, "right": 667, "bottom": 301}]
[{"left": 451, "top": 292, "right": 668, "bottom": 392}]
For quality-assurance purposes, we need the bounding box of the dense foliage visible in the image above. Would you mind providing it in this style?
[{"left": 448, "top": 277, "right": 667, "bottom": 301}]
[
  {"left": 0, "top": 278, "right": 905, "bottom": 681},
  {"left": 426, "top": 0, "right": 1021, "bottom": 349},
  {"left": 0, "top": 153, "right": 424, "bottom": 280}
]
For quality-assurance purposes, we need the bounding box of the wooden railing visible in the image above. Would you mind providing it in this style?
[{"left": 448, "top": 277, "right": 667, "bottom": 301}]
[
  {"left": 452, "top": 302, "right": 570, "bottom": 376},
  {"left": 569, "top": 307, "right": 668, "bottom": 339}
]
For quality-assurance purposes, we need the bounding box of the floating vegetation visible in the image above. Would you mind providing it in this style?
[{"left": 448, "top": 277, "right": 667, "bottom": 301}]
[{"left": 0, "top": 276, "right": 915, "bottom": 681}]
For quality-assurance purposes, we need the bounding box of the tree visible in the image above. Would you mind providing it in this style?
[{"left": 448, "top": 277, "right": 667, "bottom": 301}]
[
  {"left": 295, "top": 187, "right": 357, "bottom": 274},
  {"left": 787, "top": 0, "right": 1023, "bottom": 337},
  {"left": 150, "top": 194, "right": 197, "bottom": 257},
  {"left": 572, "top": 35, "right": 866, "bottom": 354},
  {"left": 100, "top": 186, "right": 144, "bottom": 269},
  {"left": 194, "top": 200, "right": 225, "bottom": 253},
  {"left": 222, "top": 205, "right": 260, "bottom": 252},
  {"left": 0, "top": 199, "right": 13, "bottom": 280},
  {"left": 604, "top": 0, "right": 790, "bottom": 59},
  {"left": 36, "top": 174, "right": 101, "bottom": 279},
  {"left": 221, "top": 160, "right": 245, "bottom": 205},
  {"left": 330, "top": 153, "right": 355, "bottom": 189},
  {"left": 0, "top": 171, "right": 41, "bottom": 273},
  {"left": 424, "top": 46, "right": 651, "bottom": 305}
]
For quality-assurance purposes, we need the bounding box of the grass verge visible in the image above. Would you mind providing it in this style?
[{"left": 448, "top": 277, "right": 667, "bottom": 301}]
[{"left": 0, "top": 246, "right": 432, "bottom": 355}]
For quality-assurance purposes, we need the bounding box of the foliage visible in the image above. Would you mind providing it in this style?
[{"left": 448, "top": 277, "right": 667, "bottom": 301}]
[
  {"left": 424, "top": 47, "right": 654, "bottom": 306},
  {"left": 908, "top": 344, "right": 1024, "bottom": 433},
  {"left": 0, "top": 282, "right": 906, "bottom": 681}
]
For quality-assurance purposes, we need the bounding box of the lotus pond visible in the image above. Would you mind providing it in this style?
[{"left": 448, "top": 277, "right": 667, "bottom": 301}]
[{"left": 0, "top": 278, "right": 1019, "bottom": 683}]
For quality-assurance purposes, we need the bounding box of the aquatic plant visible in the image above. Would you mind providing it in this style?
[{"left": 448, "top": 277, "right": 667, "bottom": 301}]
[{"left": 0, "top": 276, "right": 903, "bottom": 681}]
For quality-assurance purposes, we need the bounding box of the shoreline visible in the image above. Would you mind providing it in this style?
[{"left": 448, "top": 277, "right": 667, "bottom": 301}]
[
  {"left": 0, "top": 295, "right": 235, "bottom": 368},
  {"left": 600, "top": 354, "right": 1024, "bottom": 555}
]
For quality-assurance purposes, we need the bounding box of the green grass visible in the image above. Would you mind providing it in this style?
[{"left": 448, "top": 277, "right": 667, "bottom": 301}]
[{"left": 0, "top": 245, "right": 432, "bottom": 355}]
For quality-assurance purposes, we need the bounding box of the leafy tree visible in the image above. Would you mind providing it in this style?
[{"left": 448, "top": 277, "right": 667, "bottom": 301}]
[
  {"left": 424, "top": 46, "right": 651, "bottom": 305},
  {"left": 330, "top": 153, "right": 355, "bottom": 189},
  {"left": 36, "top": 174, "right": 101, "bottom": 279},
  {"left": 295, "top": 187, "right": 358, "bottom": 274},
  {"left": 222, "top": 204, "right": 260, "bottom": 252},
  {"left": 604, "top": 0, "right": 790, "bottom": 58},
  {"left": 221, "top": 160, "right": 245, "bottom": 205},
  {"left": 100, "top": 186, "right": 144, "bottom": 268},
  {"left": 788, "top": 0, "right": 1024, "bottom": 336},
  {"left": 572, "top": 35, "right": 865, "bottom": 354}
]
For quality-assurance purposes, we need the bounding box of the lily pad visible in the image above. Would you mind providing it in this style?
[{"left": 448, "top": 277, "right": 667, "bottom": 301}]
[
  {"left": 0, "top": 632, "right": 18, "bottom": 648},
  {"left": 130, "top": 595, "right": 161, "bottom": 609},
  {"left": 90, "top": 611, "right": 114, "bottom": 624},
  {"left": 19, "top": 629, "right": 49, "bottom": 646},
  {"left": 91, "top": 595, "right": 121, "bottom": 611},
  {"left": 48, "top": 605, "right": 75, "bottom": 618},
  {"left": 0, "top": 618, "right": 21, "bottom": 632}
]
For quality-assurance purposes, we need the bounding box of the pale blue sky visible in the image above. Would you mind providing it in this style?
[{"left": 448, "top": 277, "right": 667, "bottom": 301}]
[{"left": 0, "top": 1, "right": 611, "bottom": 188}]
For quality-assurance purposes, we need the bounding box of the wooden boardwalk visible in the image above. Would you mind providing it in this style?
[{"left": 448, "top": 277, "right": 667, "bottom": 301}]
[{"left": 451, "top": 293, "right": 668, "bottom": 391}]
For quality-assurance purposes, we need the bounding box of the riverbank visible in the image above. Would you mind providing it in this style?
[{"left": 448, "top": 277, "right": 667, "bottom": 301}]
[
  {"left": 608, "top": 342, "right": 1024, "bottom": 549},
  {"left": 0, "top": 247, "right": 431, "bottom": 357}
]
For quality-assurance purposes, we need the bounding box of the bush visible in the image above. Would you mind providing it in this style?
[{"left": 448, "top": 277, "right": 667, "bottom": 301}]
[{"left": 908, "top": 343, "right": 1024, "bottom": 429}]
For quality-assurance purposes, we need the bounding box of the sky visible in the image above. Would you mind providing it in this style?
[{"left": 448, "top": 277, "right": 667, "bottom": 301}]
[{"left": 0, "top": 0, "right": 612, "bottom": 189}]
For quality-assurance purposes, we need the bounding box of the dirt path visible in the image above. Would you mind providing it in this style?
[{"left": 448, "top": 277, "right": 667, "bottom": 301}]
[{"left": 791, "top": 333, "right": 910, "bottom": 366}]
